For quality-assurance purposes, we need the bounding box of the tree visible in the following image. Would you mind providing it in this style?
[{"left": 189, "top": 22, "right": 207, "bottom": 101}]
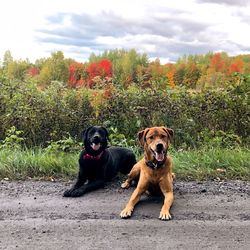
[
  {"left": 183, "top": 62, "right": 201, "bottom": 88},
  {"left": 2, "top": 50, "right": 13, "bottom": 69},
  {"left": 68, "top": 62, "right": 87, "bottom": 88},
  {"left": 87, "top": 59, "right": 112, "bottom": 87},
  {"left": 5, "top": 59, "right": 30, "bottom": 80},
  {"left": 88, "top": 49, "right": 148, "bottom": 86},
  {"left": 39, "top": 51, "right": 69, "bottom": 85},
  {"left": 166, "top": 63, "right": 176, "bottom": 88},
  {"left": 174, "top": 63, "right": 186, "bottom": 85},
  {"left": 209, "top": 52, "right": 228, "bottom": 73},
  {"left": 229, "top": 58, "right": 244, "bottom": 74}
]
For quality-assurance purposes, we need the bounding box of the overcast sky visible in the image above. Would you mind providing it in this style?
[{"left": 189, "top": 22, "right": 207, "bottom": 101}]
[{"left": 1, "top": 0, "right": 250, "bottom": 64}]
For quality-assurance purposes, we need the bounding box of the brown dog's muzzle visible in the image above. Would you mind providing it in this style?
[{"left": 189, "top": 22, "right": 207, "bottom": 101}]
[{"left": 149, "top": 140, "right": 167, "bottom": 162}]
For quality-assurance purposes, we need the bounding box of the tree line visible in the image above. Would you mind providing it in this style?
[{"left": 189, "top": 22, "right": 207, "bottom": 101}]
[{"left": 1, "top": 49, "right": 250, "bottom": 90}]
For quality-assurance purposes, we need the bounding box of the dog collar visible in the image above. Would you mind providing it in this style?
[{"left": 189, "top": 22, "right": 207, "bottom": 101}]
[
  {"left": 146, "top": 160, "right": 165, "bottom": 169},
  {"left": 83, "top": 151, "right": 103, "bottom": 160}
]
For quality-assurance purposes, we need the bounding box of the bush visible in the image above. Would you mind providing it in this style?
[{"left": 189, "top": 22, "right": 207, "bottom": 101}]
[{"left": 0, "top": 73, "right": 249, "bottom": 149}]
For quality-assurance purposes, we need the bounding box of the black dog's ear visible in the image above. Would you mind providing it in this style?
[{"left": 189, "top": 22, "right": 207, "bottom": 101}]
[
  {"left": 100, "top": 126, "right": 109, "bottom": 139},
  {"left": 81, "top": 126, "right": 92, "bottom": 142}
]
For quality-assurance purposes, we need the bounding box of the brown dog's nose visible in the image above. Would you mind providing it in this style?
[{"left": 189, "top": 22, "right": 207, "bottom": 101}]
[{"left": 156, "top": 143, "right": 164, "bottom": 152}]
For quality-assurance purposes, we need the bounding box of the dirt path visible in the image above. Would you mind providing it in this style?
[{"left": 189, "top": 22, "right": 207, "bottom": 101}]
[{"left": 0, "top": 179, "right": 250, "bottom": 250}]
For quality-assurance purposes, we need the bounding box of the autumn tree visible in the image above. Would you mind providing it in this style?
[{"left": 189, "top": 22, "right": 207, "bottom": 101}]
[
  {"left": 89, "top": 49, "right": 148, "bottom": 87},
  {"left": 166, "top": 63, "right": 176, "bottom": 88},
  {"left": 183, "top": 62, "right": 201, "bottom": 88},
  {"left": 68, "top": 62, "right": 87, "bottom": 88},
  {"left": 229, "top": 57, "right": 244, "bottom": 74},
  {"left": 86, "top": 59, "right": 112, "bottom": 87},
  {"left": 174, "top": 63, "right": 186, "bottom": 85},
  {"left": 39, "top": 51, "right": 69, "bottom": 85}
]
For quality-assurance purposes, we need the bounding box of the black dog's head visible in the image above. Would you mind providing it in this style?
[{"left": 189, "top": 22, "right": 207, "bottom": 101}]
[{"left": 82, "top": 126, "right": 108, "bottom": 156}]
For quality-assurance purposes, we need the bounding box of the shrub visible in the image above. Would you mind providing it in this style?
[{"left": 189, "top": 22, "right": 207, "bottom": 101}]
[{"left": 0, "top": 73, "right": 249, "bottom": 149}]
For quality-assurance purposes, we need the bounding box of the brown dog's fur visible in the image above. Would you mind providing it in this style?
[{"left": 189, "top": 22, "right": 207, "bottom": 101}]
[{"left": 120, "top": 126, "right": 174, "bottom": 220}]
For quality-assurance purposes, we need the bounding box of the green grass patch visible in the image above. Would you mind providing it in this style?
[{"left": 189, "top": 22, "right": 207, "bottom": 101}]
[
  {"left": 172, "top": 147, "right": 250, "bottom": 181},
  {"left": 0, "top": 148, "right": 78, "bottom": 180},
  {"left": 0, "top": 147, "right": 249, "bottom": 181}
]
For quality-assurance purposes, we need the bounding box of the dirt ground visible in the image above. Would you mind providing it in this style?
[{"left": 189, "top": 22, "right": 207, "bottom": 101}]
[{"left": 0, "top": 179, "right": 249, "bottom": 250}]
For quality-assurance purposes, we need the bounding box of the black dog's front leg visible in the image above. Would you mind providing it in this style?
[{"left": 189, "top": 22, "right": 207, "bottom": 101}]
[
  {"left": 63, "top": 170, "right": 86, "bottom": 197},
  {"left": 69, "top": 180, "right": 105, "bottom": 197}
]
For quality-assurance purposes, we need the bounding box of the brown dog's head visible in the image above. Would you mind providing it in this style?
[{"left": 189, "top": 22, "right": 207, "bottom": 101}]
[{"left": 138, "top": 126, "right": 174, "bottom": 162}]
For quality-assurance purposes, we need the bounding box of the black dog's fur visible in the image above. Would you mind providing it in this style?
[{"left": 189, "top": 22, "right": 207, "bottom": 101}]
[{"left": 63, "top": 126, "right": 137, "bottom": 197}]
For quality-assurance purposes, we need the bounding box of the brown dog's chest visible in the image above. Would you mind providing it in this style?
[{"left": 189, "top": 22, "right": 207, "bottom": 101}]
[{"left": 143, "top": 165, "right": 167, "bottom": 184}]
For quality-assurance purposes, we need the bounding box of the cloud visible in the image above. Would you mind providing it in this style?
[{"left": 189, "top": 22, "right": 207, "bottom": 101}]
[
  {"left": 196, "top": 0, "right": 249, "bottom": 6},
  {"left": 36, "top": 9, "right": 212, "bottom": 62},
  {"left": 35, "top": 1, "right": 250, "bottom": 63}
]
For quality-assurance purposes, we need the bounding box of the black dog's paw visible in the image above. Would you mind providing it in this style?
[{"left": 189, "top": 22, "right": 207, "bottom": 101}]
[
  {"left": 63, "top": 189, "right": 74, "bottom": 197},
  {"left": 70, "top": 189, "right": 85, "bottom": 197}
]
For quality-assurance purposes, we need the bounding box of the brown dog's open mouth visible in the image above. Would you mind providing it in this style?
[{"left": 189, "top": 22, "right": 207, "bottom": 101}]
[
  {"left": 151, "top": 149, "right": 166, "bottom": 162},
  {"left": 91, "top": 143, "right": 101, "bottom": 151}
]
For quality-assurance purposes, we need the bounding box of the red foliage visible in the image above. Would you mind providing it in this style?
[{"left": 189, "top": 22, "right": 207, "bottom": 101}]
[
  {"left": 27, "top": 67, "right": 39, "bottom": 77},
  {"left": 209, "top": 53, "right": 225, "bottom": 72},
  {"left": 229, "top": 58, "right": 244, "bottom": 74},
  {"left": 68, "top": 62, "right": 86, "bottom": 88},
  {"left": 87, "top": 59, "right": 112, "bottom": 81}
]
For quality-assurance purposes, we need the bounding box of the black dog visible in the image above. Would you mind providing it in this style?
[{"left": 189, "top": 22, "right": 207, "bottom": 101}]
[{"left": 63, "top": 126, "right": 137, "bottom": 197}]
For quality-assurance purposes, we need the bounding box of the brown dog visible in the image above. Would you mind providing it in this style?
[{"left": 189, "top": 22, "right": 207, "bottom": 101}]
[{"left": 120, "top": 126, "right": 174, "bottom": 220}]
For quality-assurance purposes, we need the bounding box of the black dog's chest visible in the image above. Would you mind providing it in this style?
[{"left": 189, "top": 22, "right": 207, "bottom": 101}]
[{"left": 84, "top": 160, "right": 105, "bottom": 180}]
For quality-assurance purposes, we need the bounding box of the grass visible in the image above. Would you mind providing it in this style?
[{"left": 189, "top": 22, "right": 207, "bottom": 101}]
[
  {"left": 0, "top": 147, "right": 249, "bottom": 181},
  {"left": 0, "top": 148, "right": 78, "bottom": 180},
  {"left": 172, "top": 147, "right": 250, "bottom": 181}
]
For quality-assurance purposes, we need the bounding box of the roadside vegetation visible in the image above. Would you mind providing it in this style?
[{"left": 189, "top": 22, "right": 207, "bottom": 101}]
[{"left": 0, "top": 49, "right": 249, "bottom": 181}]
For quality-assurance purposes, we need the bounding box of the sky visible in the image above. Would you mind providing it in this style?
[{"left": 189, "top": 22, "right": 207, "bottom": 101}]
[{"left": 1, "top": 0, "right": 250, "bottom": 64}]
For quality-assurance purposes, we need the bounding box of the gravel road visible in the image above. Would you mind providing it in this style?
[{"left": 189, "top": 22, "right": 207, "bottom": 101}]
[{"left": 0, "top": 179, "right": 249, "bottom": 250}]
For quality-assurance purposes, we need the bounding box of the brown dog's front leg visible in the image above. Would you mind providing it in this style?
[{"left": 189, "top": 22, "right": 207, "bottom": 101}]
[
  {"left": 120, "top": 181, "right": 147, "bottom": 218},
  {"left": 121, "top": 163, "right": 141, "bottom": 189},
  {"left": 159, "top": 180, "right": 174, "bottom": 220}
]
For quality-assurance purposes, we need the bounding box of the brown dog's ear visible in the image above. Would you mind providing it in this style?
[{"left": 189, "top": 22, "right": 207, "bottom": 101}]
[
  {"left": 162, "top": 127, "right": 174, "bottom": 140},
  {"left": 137, "top": 128, "right": 149, "bottom": 146}
]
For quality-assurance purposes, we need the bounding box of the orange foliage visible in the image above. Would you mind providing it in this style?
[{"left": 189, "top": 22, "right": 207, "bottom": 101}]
[
  {"left": 209, "top": 53, "right": 226, "bottom": 72},
  {"left": 166, "top": 63, "right": 176, "bottom": 88},
  {"left": 229, "top": 58, "right": 244, "bottom": 74}
]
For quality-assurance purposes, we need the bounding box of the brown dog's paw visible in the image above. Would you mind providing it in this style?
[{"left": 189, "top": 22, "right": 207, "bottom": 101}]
[
  {"left": 159, "top": 211, "right": 172, "bottom": 221},
  {"left": 120, "top": 207, "right": 133, "bottom": 218},
  {"left": 121, "top": 180, "right": 130, "bottom": 189},
  {"left": 172, "top": 172, "right": 176, "bottom": 180}
]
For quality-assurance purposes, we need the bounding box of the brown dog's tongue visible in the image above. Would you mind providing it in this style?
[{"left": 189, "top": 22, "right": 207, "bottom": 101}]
[
  {"left": 91, "top": 143, "right": 101, "bottom": 151},
  {"left": 155, "top": 152, "right": 164, "bottom": 162}
]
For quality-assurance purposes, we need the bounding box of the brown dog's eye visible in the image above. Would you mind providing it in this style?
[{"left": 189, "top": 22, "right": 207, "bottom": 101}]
[
  {"left": 160, "top": 134, "right": 167, "bottom": 139},
  {"left": 148, "top": 135, "right": 154, "bottom": 140}
]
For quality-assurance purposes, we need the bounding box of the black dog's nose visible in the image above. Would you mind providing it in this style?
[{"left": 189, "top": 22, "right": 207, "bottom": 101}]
[
  {"left": 156, "top": 143, "right": 164, "bottom": 152},
  {"left": 92, "top": 134, "right": 101, "bottom": 143}
]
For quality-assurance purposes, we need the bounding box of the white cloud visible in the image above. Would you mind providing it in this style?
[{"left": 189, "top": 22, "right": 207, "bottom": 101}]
[{"left": 0, "top": 0, "right": 250, "bottom": 64}]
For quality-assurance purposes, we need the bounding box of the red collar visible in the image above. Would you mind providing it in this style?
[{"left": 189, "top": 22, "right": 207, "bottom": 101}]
[{"left": 83, "top": 151, "right": 103, "bottom": 160}]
